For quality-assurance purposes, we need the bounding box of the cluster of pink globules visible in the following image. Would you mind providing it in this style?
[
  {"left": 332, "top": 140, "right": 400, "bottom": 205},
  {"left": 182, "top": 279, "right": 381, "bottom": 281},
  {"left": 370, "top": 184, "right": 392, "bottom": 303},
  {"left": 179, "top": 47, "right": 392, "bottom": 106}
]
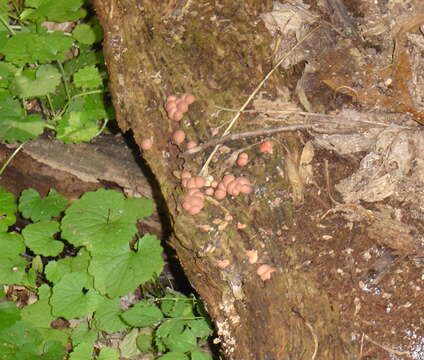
[{"left": 181, "top": 171, "right": 253, "bottom": 215}]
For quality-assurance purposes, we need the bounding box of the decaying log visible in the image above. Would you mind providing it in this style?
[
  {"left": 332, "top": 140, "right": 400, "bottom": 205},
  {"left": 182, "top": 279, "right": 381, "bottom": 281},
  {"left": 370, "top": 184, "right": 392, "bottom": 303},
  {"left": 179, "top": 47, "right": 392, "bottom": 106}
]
[{"left": 93, "top": 1, "right": 358, "bottom": 358}]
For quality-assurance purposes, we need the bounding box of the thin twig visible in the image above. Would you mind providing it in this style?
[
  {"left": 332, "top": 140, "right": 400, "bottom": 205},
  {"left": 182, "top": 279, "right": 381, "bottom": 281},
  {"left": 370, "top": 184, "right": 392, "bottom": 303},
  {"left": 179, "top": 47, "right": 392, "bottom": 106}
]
[
  {"left": 0, "top": 142, "right": 26, "bottom": 177},
  {"left": 305, "top": 321, "right": 318, "bottom": 360},
  {"left": 184, "top": 124, "right": 314, "bottom": 155},
  {"left": 214, "top": 105, "right": 339, "bottom": 118},
  {"left": 198, "top": 25, "right": 322, "bottom": 176}
]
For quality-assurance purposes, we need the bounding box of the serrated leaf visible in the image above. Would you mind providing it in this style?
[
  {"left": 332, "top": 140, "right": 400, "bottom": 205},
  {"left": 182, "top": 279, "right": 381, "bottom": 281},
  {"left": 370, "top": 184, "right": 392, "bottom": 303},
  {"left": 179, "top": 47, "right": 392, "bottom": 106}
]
[
  {"left": 72, "top": 24, "right": 96, "bottom": 45},
  {"left": 136, "top": 333, "right": 153, "bottom": 353},
  {"left": 98, "top": 347, "right": 119, "bottom": 360},
  {"left": 19, "top": 188, "right": 67, "bottom": 222},
  {"left": 121, "top": 301, "right": 163, "bottom": 327},
  {"left": 68, "top": 342, "right": 93, "bottom": 360},
  {"left": 0, "top": 61, "right": 16, "bottom": 88},
  {"left": 2, "top": 32, "right": 74, "bottom": 66},
  {"left": 186, "top": 319, "right": 213, "bottom": 339},
  {"left": 88, "top": 235, "right": 164, "bottom": 298},
  {"left": 155, "top": 319, "right": 185, "bottom": 352},
  {"left": 22, "top": 221, "right": 63, "bottom": 256},
  {"left": 0, "top": 232, "right": 29, "bottom": 285},
  {"left": 50, "top": 272, "right": 103, "bottom": 319},
  {"left": 164, "top": 328, "right": 198, "bottom": 353},
  {"left": 20, "top": 285, "right": 69, "bottom": 349},
  {"left": 0, "top": 96, "right": 44, "bottom": 142},
  {"left": 55, "top": 111, "right": 99, "bottom": 144},
  {"left": 0, "top": 320, "right": 43, "bottom": 359},
  {"left": 0, "top": 1, "right": 10, "bottom": 32},
  {"left": 160, "top": 294, "right": 194, "bottom": 318},
  {"left": 0, "top": 301, "right": 21, "bottom": 332},
  {"left": 63, "top": 51, "right": 99, "bottom": 78},
  {"left": 10, "top": 64, "right": 61, "bottom": 98},
  {"left": 45, "top": 248, "right": 91, "bottom": 284},
  {"left": 67, "top": 93, "right": 107, "bottom": 120},
  {"left": 92, "top": 297, "right": 128, "bottom": 334},
  {"left": 61, "top": 189, "right": 153, "bottom": 250},
  {"left": 73, "top": 65, "right": 102, "bottom": 90},
  {"left": 119, "top": 328, "right": 140, "bottom": 359},
  {"left": 190, "top": 349, "right": 212, "bottom": 360},
  {"left": 22, "top": 0, "right": 86, "bottom": 22},
  {"left": 0, "top": 187, "right": 17, "bottom": 232},
  {"left": 71, "top": 322, "right": 97, "bottom": 348},
  {"left": 20, "top": 284, "right": 53, "bottom": 328},
  {"left": 156, "top": 352, "right": 189, "bottom": 360}
]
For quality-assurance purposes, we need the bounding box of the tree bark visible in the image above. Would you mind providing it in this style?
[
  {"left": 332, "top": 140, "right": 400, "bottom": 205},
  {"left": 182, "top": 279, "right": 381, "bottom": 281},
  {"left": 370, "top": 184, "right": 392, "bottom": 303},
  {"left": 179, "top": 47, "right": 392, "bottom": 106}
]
[{"left": 93, "top": 1, "right": 358, "bottom": 358}]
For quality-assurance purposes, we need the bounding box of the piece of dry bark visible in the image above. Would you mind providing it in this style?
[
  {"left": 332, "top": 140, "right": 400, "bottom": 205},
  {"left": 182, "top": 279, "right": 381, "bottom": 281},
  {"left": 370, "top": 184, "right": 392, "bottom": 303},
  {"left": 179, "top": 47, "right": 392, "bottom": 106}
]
[{"left": 1, "top": 134, "right": 162, "bottom": 235}]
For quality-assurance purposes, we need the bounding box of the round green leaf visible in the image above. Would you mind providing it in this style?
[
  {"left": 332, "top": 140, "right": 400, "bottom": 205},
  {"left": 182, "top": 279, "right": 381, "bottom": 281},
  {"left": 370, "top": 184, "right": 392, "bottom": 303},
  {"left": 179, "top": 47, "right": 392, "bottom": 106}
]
[
  {"left": 22, "top": 221, "right": 63, "bottom": 256},
  {"left": 121, "top": 302, "right": 163, "bottom": 327},
  {"left": 72, "top": 24, "right": 96, "bottom": 45},
  {"left": 50, "top": 272, "right": 103, "bottom": 319}
]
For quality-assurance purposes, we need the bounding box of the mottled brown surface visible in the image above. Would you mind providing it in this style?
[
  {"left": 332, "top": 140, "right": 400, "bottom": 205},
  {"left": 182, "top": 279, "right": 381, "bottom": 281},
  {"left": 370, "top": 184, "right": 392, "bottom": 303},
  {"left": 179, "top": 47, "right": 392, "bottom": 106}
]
[{"left": 92, "top": 1, "right": 359, "bottom": 358}]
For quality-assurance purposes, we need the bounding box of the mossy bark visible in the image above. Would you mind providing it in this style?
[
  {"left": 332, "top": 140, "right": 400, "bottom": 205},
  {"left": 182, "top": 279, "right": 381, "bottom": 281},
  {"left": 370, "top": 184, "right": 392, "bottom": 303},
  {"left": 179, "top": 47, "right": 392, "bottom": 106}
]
[{"left": 93, "top": 1, "right": 358, "bottom": 358}]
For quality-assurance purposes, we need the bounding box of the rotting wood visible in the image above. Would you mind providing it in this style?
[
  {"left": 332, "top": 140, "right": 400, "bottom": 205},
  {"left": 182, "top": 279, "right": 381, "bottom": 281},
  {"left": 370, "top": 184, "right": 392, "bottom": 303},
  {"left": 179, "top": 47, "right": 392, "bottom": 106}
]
[{"left": 92, "top": 1, "right": 358, "bottom": 358}]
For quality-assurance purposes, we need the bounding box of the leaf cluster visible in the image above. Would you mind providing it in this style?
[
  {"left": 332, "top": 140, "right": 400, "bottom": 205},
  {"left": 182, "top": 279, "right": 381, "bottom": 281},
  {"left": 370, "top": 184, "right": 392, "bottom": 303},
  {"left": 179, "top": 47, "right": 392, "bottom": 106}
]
[
  {"left": 0, "top": 0, "right": 113, "bottom": 144},
  {"left": 0, "top": 187, "right": 213, "bottom": 359}
]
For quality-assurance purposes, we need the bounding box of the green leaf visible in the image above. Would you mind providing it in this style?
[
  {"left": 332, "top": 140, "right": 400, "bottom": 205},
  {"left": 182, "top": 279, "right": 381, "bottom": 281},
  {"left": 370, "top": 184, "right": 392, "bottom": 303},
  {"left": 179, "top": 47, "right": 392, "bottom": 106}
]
[
  {"left": 97, "top": 347, "right": 119, "bottom": 360},
  {"left": 73, "top": 65, "right": 102, "bottom": 90},
  {"left": 92, "top": 297, "right": 128, "bottom": 334},
  {"left": 0, "top": 320, "right": 43, "bottom": 359},
  {"left": 21, "top": 0, "right": 87, "bottom": 22},
  {"left": 156, "top": 352, "right": 189, "bottom": 360},
  {"left": 163, "top": 328, "right": 198, "bottom": 353},
  {"left": 0, "top": 232, "right": 29, "bottom": 285},
  {"left": 21, "top": 285, "right": 69, "bottom": 349},
  {"left": 160, "top": 294, "right": 194, "bottom": 318},
  {"left": 22, "top": 221, "right": 63, "bottom": 256},
  {"left": 67, "top": 93, "right": 108, "bottom": 120},
  {"left": 2, "top": 32, "right": 74, "bottom": 66},
  {"left": 55, "top": 111, "right": 99, "bottom": 143},
  {"left": 72, "top": 24, "right": 96, "bottom": 45},
  {"left": 155, "top": 319, "right": 185, "bottom": 352},
  {"left": 186, "top": 318, "right": 213, "bottom": 339},
  {"left": 45, "top": 248, "right": 91, "bottom": 284},
  {"left": 136, "top": 332, "right": 153, "bottom": 353},
  {"left": 50, "top": 272, "right": 103, "bottom": 319},
  {"left": 71, "top": 322, "right": 97, "bottom": 348},
  {"left": 0, "top": 61, "right": 16, "bottom": 88},
  {"left": 0, "top": 301, "right": 21, "bottom": 332},
  {"left": 10, "top": 64, "right": 61, "bottom": 98},
  {"left": 119, "top": 328, "right": 140, "bottom": 359},
  {"left": 89, "top": 235, "right": 164, "bottom": 298},
  {"left": 63, "top": 51, "right": 99, "bottom": 78},
  {"left": 38, "top": 340, "right": 66, "bottom": 360},
  {"left": 0, "top": 187, "right": 17, "bottom": 232},
  {"left": 19, "top": 188, "right": 67, "bottom": 222},
  {"left": 61, "top": 189, "right": 153, "bottom": 250},
  {"left": 0, "top": 1, "right": 11, "bottom": 32},
  {"left": 0, "top": 96, "right": 44, "bottom": 142},
  {"left": 68, "top": 342, "right": 93, "bottom": 360},
  {"left": 121, "top": 301, "right": 163, "bottom": 327},
  {"left": 190, "top": 349, "right": 212, "bottom": 360},
  {"left": 20, "top": 284, "right": 53, "bottom": 329}
]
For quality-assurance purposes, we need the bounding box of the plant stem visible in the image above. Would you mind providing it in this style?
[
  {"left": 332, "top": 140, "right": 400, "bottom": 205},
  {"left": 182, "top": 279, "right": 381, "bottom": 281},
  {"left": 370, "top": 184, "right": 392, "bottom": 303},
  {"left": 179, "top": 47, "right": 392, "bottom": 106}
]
[
  {"left": 57, "top": 61, "right": 71, "bottom": 101},
  {"left": 0, "top": 14, "right": 15, "bottom": 35}
]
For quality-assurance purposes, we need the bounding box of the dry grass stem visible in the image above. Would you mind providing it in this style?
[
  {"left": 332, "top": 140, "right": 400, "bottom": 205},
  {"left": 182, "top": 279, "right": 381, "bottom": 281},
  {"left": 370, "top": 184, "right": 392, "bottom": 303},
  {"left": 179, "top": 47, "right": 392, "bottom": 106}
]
[{"left": 199, "top": 25, "right": 323, "bottom": 176}]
